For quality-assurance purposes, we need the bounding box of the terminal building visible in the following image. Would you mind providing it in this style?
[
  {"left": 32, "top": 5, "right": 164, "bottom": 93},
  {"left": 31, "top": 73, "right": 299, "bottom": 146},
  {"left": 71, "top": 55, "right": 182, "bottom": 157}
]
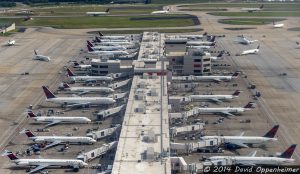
[{"left": 91, "top": 58, "right": 133, "bottom": 75}]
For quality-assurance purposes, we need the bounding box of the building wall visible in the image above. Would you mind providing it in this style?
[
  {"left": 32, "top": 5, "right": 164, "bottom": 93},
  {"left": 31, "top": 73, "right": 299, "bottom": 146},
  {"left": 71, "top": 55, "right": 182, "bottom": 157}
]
[{"left": 91, "top": 59, "right": 132, "bottom": 75}]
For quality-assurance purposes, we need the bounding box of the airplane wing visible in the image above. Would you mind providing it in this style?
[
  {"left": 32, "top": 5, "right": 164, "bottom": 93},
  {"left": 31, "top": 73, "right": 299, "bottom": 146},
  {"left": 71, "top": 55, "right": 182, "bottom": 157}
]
[
  {"left": 238, "top": 132, "right": 245, "bottom": 136},
  {"left": 211, "top": 98, "right": 222, "bottom": 103},
  {"left": 78, "top": 91, "right": 90, "bottom": 95},
  {"left": 45, "top": 120, "right": 61, "bottom": 127},
  {"left": 230, "top": 141, "right": 249, "bottom": 148},
  {"left": 247, "top": 151, "right": 257, "bottom": 157},
  {"left": 45, "top": 140, "right": 62, "bottom": 149},
  {"left": 27, "top": 164, "right": 49, "bottom": 174},
  {"left": 221, "top": 111, "right": 236, "bottom": 117}
]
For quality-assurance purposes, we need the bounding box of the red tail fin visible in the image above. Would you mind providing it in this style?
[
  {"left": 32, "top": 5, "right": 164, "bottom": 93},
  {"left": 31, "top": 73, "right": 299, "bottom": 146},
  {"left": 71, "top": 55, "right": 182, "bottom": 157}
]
[
  {"left": 63, "top": 83, "right": 70, "bottom": 88},
  {"left": 232, "top": 90, "right": 241, "bottom": 96},
  {"left": 87, "top": 44, "right": 94, "bottom": 52},
  {"left": 67, "top": 68, "right": 75, "bottom": 76},
  {"left": 263, "top": 125, "right": 279, "bottom": 138},
  {"left": 217, "top": 51, "right": 224, "bottom": 57},
  {"left": 105, "top": 8, "right": 109, "bottom": 13},
  {"left": 24, "top": 130, "right": 35, "bottom": 138},
  {"left": 232, "top": 71, "right": 240, "bottom": 78},
  {"left": 42, "top": 86, "right": 56, "bottom": 99},
  {"left": 74, "top": 62, "right": 79, "bottom": 66},
  {"left": 2, "top": 150, "right": 19, "bottom": 160},
  {"left": 99, "top": 32, "right": 104, "bottom": 36},
  {"left": 210, "top": 36, "right": 216, "bottom": 42},
  {"left": 27, "top": 111, "right": 37, "bottom": 118},
  {"left": 279, "top": 144, "right": 297, "bottom": 159},
  {"left": 87, "top": 40, "right": 93, "bottom": 47},
  {"left": 95, "top": 36, "right": 101, "bottom": 42},
  {"left": 244, "top": 102, "right": 255, "bottom": 109}
]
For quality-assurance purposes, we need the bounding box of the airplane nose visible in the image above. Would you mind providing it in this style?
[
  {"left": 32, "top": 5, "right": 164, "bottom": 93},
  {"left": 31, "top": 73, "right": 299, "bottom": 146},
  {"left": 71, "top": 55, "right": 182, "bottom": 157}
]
[
  {"left": 92, "top": 139, "right": 97, "bottom": 143},
  {"left": 83, "top": 162, "right": 88, "bottom": 166}
]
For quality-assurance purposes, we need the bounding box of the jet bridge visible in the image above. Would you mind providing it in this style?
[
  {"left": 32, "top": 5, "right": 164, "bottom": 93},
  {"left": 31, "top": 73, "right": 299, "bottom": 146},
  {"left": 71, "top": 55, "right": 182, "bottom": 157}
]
[
  {"left": 87, "top": 124, "right": 121, "bottom": 140},
  {"left": 170, "top": 123, "right": 205, "bottom": 137},
  {"left": 169, "top": 107, "right": 201, "bottom": 119},
  {"left": 97, "top": 104, "right": 125, "bottom": 120},
  {"left": 171, "top": 138, "right": 223, "bottom": 153}
]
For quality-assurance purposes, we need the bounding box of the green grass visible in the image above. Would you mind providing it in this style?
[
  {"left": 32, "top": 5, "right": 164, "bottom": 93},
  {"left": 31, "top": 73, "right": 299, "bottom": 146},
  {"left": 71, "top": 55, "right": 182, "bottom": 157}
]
[
  {"left": 88, "top": 29, "right": 202, "bottom": 34},
  {"left": 13, "top": 15, "right": 197, "bottom": 29},
  {"left": 151, "top": 0, "right": 223, "bottom": 4},
  {"left": 180, "top": 3, "right": 300, "bottom": 8},
  {"left": 209, "top": 11, "right": 300, "bottom": 17},
  {"left": 288, "top": 27, "right": 300, "bottom": 31},
  {"left": 219, "top": 18, "right": 285, "bottom": 25},
  {"left": 180, "top": 8, "right": 227, "bottom": 11}
]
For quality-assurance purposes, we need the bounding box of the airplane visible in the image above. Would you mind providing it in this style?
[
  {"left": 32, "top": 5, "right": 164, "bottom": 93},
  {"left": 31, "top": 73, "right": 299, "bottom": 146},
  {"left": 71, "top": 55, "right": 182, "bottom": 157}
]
[
  {"left": 238, "top": 35, "right": 258, "bottom": 45},
  {"left": 241, "top": 5, "right": 264, "bottom": 13},
  {"left": 2, "top": 150, "right": 88, "bottom": 174},
  {"left": 174, "top": 72, "right": 240, "bottom": 83},
  {"left": 210, "top": 51, "right": 225, "bottom": 61},
  {"left": 187, "top": 45, "right": 211, "bottom": 50},
  {"left": 200, "top": 125, "right": 279, "bottom": 148},
  {"left": 151, "top": 9, "right": 169, "bottom": 14},
  {"left": 20, "top": 129, "right": 96, "bottom": 149},
  {"left": 195, "top": 102, "right": 256, "bottom": 117},
  {"left": 87, "top": 40, "right": 126, "bottom": 51},
  {"left": 182, "top": 90, "right": 241, "bottom": 103},
  {"left": 94, "top": 36, "right": 137, "bottom": 46},
  {"left": 7, "top": 40, "right": 15, "bottom": 46},
  {"left": 98, "top": 32, "right": 128, "bottom": 40},
  {"left": 86, "top": 8, "right": 109, "bottom": 16},
  {"left": 187, "top": 36, "right": 216, "bottom": 46},
  {"left": 73, "top": 62, "right": 91, "bottom": 70},
  {"left": 241, "top": 45, "right": 260, "bottom": 55},
  {"left": 33, "top": 50, "right": 50, "bottom": 62},
  {"left": 42, "top": 86, "right": 116, "bottom": 108},
  {"left": 87, "top": 45, "right": 129, "bottom": 55},
  {"left": 296, "top": 42, "right": 300, "bottom": 49},
  {"left": 273, "top": 20, "right": 284, "bottom": 28},
  {"left": 179, "top": 32, "right": 207, "bottom": 40},
  {"left": 27, "top": 111, "right": 91, "bottom": 127},
  {"left": 204, "top": 144, "right": 296, "bottom": 166},
  {"left": 67, "top": 68, "right": 113, "bottom": 82},
  {"left": 62, "top": 82, "right": 114, "bottom": 95}
]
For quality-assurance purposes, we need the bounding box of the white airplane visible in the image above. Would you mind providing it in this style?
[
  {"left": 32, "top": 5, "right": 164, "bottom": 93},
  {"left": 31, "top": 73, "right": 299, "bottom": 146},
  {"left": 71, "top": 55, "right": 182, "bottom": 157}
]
[
  {"left": 179, "top": 32, "right": 207, "bottom": 40},
  {"left": 187, "top": 36, "right": 216, "bottom": 46},
  {"left": 204, "top": 144, "right": 296, "bottom": 166},
  {"left": 273, "top": 20, "right": 284, "bottom": 28},
  {"left": 42, "top": 86, "right": 116, "bottom": 108},
  {"left": 94, "top": 36, "right": 137, "bottom": 46},
  {"left": 187, "top": 45, "right": 211, "bottom": 50},
  {"left": 27, "top": 111, "right": 91, "bottom": 127},
  {"left": 183, "top": 90, "right": 241, "bottom": 103},
  {"left": 201, "top": 125, "right": 279, "bottom": 148},
  {"left": 174, "top": 72, "right": 240, "bottom": 83},
  {"left": 62, "top": 82, "right": 114, "bottom": 95},
  {"left": 296, "top": 42, "right": 300, "bottom": 48},
  {"left": 2, "top": 150, "right": 88, "bottom": 174},
  {"left": 87, "top": 45, "right": 129, "bottom": 55},
  {"left": 20, "top": 129, "right": 96, "bottom": 149},
  {"left": 151, "top": 9, "right": 169, "bottom": 14},
  {"left": 210, "top": 51, "right": 225, "bottom": 61},
  {"left": 67, "top": 68, "right": 113, "bottom": 82},
  {"left": 241, "top": 5, "right": 264, "bottom": 13},
  {"left": 98, "top": 32, "right": 128, "bottom": 40},
  {"left": 33, "top": 50, "right": 50, "bottom": 62},
  {"left": 86, "top": 8, "right": 109, "bottom": 16},
  {"left": 241, "top": 45, "right": 260, "bottom": 55},
  {"left": 87, "top": 40, "right": 126, "bottom": 51},
  {"left": 7, "top": 40, "right": 15, "bottom": 46},
  {"left": 196, "top": 102, "right": 256, "bottom": 117},
  {"left": 238, "top": 35, "right": 258, "bottom": 45},
  {"left": 73, "top": 62, "right": 91, "bottom": 70}
]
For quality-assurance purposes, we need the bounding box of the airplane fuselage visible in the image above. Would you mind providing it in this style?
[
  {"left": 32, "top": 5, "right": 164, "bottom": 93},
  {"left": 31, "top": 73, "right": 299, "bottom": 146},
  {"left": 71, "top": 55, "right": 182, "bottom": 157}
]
[
  {"left": 46, "top": 97, "right": 116, "bottom": 105},
  {"left": 29, "top": 136, "right": 96, "bottom": 144},
  {"left": 66, "top": 87, "right": 114, "bottom": 93},
  {"left": 70, "top": 75, "right": 113, "bottom": 82},
  {"left": 208, "top": 156, "right": 294, "bottom": 165},
  {"left": 32, "top": 116, "right": 91, "bottom": 124},
  {"left": 201, "top": 136, "right": 277, "bottom": 145},
  {"left": 12, "top": 159, "right": 87, "bottom": 168},
  {"left": 241, "top": 49, "right": 259, "bottom": 55}
]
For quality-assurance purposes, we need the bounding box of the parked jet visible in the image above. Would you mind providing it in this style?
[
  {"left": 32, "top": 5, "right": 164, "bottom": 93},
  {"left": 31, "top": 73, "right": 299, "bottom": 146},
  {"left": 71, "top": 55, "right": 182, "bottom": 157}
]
[
  {"left": 98, "top": 32, "right": 128, "bottom": 40},
  {"left": 179, "top": 32, "right": 207, "bottom": 40},
  {"left": 42, "top": 86, "right": 115, "bottom": 108},
  {"left": 151, "top": 9, "right": 169, "bottom": 14},
  {"left": 210, "top": 51, "right": 225, "bottom": 61},
  {"left": 297, "top": 42, "right": 300, "bottom": 48},
  {"left": 238, "top": 35, "right": 258, "bottom": 45},
  {"left": 62, "top": 83, "right": 114, "bottom": 95},
  {"left": 204, "top": 144, "right": 296, "bottom": 166},
  {"left": 2, "top": 150, "right": 88, "bottom": 174},
  {"left": 201, "top": 125, "right": 279, "bottom": 148},
  {"left": 86, "top": 8, "right": 109, "bottom": 16},
  {"left": 73, "top": 62, "right": 91, "bottom": 70},
  {"left": 87, "top": 45, "right": 129, "bottom": 55},
  {"left": 241, "top": 45, "right": 260, "bottom": 55},
  {"left": 7, "top": 40, "right": 15, "bottom": 46},
  {"left": 27, "top": 111, "right": 91, "bottom": 127},
  {"left": 182, "top": 90, "right": 241, "bottom": 103},
  {"left": 273, "top": 20, "right": 284, "bottom": 28},
  {"left": 21, "top": 129, "right": 96, "bottom": 149},
  {"left": 94, "top": 36, "right": 137, "bottom": 46},
  {"left": 87, "top": 40, "right": 126, "bottom": 51},
  {"left": 196, "top": 102, "right": 256, "bottom": 117},
  {"left": 33, "top": 50, "right": 50, "bottom": 62},
  {"left": 173, "top": 72, "right": 240, "bottom": 83},
  {"left": 241, "top": 5, "right": 264, "bottom": 12},
  {"left": 67, "top": 68, "right": 113, "bottom": 82},
  {"left": 187, "top": 36, "right": 216, "bottom": 46}
]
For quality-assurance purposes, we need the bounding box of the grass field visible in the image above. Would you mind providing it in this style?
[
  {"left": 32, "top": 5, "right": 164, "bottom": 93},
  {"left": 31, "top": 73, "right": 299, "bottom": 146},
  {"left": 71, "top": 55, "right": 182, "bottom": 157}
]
[
  {"left": 219, "top": 18, "right": 285, "bottom": 25},
  {"left": 179, "top": 3, "right": 300, "bottom": 9},
  {"left": 151, "top": 0, "right": 223, "bottom": 4},
  {"left": 209, "top": 11, "right": 300, "bottom": 17},
  {"left": 8, "top": 15, "right": 198, "bottom": 29},
  {"left": 180, "top": 8, "right": 227, "bottom": 11},
  {"left": 88, "top": 28, "right": 202, "bottom": 34}
]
